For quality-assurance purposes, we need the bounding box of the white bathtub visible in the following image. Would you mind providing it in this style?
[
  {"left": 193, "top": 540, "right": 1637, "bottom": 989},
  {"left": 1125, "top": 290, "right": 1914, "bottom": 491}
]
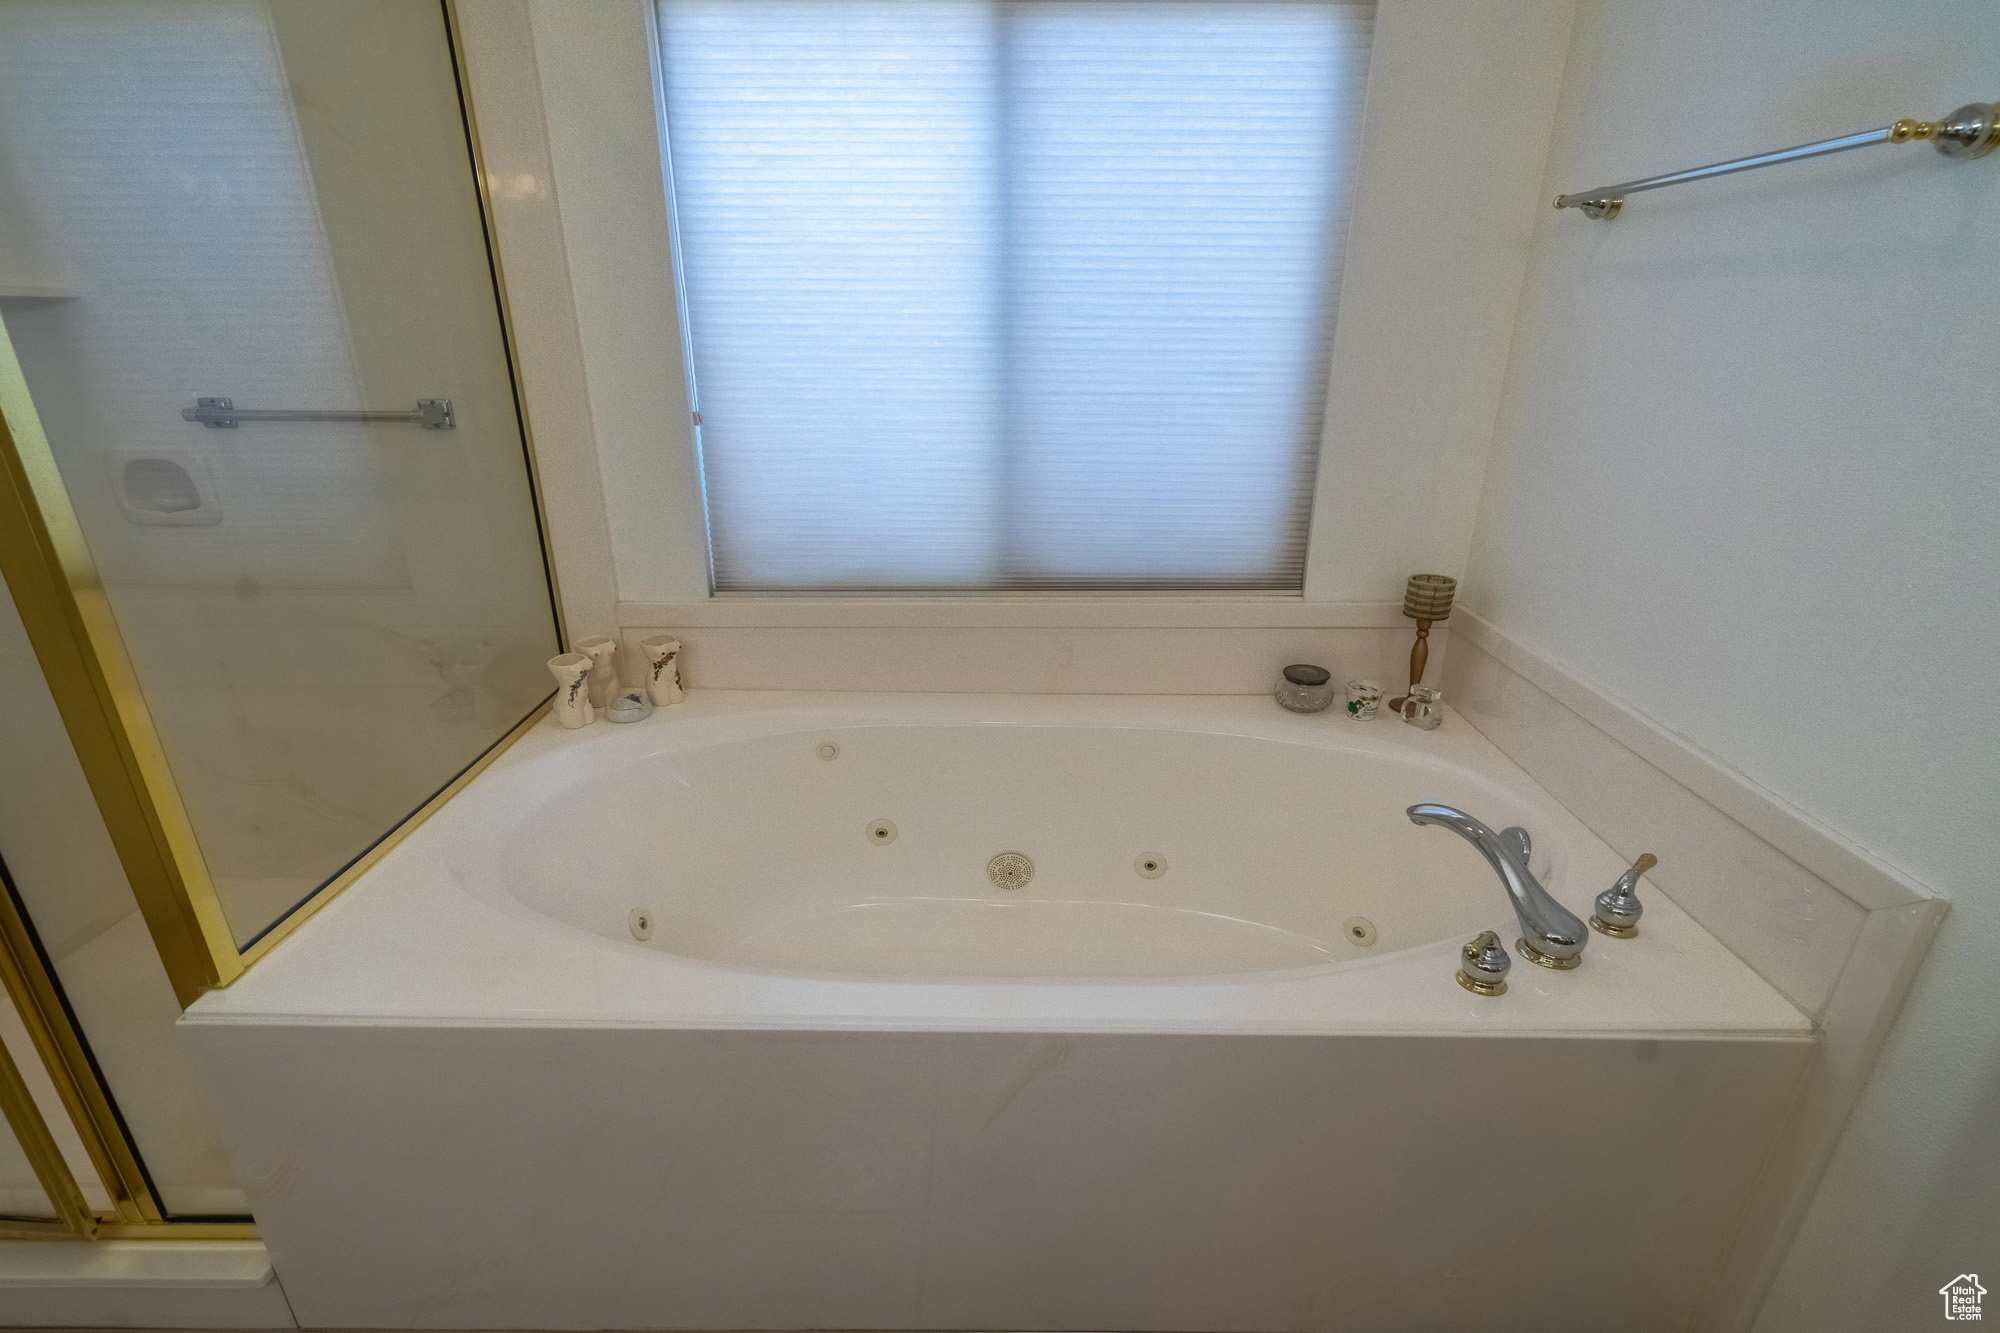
[
  {"left": 187, "top": 693, "right": 1814, "bottom": 1330},
  {"left": 470, "top": 712, "right": 1570, "bottom": 983}
]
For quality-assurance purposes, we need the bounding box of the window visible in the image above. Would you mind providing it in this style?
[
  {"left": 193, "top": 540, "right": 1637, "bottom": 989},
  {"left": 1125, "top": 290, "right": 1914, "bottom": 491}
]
[{"left": 656, "top": 0, "right": 1373, "bottom": 591}]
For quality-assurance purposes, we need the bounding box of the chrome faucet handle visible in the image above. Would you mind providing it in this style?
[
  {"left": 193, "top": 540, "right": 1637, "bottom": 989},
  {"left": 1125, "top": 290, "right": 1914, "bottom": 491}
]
[
  {"left": 1498, "top": 826, "right": 1531, "bottom": 867},
  {"left": 1457, "top": 930, "right": 1511, "bottom": 996},
  {"left": 1591, "top": 853, "right": 1657, "bottom": 938}
]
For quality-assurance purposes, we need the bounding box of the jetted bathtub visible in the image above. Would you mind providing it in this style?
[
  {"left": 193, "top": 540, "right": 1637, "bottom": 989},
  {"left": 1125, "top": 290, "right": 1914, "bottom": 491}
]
[{"left": 187, "top": 693, "right": 1814, "bottom": 1332}]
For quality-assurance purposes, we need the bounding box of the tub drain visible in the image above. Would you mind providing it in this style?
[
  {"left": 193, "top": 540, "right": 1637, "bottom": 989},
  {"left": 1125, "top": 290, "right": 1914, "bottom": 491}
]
[{"left": 987, "top": 851, "right": 1034, "bottom": 891}]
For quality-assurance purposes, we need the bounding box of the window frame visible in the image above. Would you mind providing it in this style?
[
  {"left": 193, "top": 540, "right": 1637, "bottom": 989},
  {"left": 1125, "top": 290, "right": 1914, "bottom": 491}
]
[{"left": 462, "top": 0, "right": 1577, "bottom": 622}]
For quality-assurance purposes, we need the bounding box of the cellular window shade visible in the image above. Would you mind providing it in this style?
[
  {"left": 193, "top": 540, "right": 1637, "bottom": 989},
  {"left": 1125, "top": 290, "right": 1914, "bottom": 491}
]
[{"left": 658, "top": 0, "right": 1373, "bottom": 591}]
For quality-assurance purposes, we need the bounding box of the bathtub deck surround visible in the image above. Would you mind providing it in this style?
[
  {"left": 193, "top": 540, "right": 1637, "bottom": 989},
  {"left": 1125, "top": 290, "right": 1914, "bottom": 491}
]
[
  {"left": 1439, "top": 612, "right": 1948, "bottom": 1327},
  {"left": 187, "top": 691, "right": 1809, "bottom": 1330},
  {"left": 181, "top": 692, "right": 1805, "bottom": 1029},
  {"left": 613, "top": 597, "right": 1441, "bottom": 696}
]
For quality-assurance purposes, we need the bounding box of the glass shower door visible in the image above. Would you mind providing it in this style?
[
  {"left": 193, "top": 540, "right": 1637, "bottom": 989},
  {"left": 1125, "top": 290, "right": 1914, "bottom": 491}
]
[{"left": 0, "top": 0, "right": 560, "bottom": 962}]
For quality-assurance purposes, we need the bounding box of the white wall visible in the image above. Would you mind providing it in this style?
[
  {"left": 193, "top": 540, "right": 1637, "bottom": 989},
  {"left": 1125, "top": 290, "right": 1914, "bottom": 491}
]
[{"left": 1462, "top": 3, "right": 2000, "bottom": 1328}]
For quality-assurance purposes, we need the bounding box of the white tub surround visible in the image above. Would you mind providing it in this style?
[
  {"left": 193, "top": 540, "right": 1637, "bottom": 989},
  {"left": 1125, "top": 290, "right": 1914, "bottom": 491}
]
[
  {"left": 617, "top": 597, "right": 1443, "bottom": 697},
  {"left": 1441, "top": 612, "right": 1946, "bottom": 1332},
  {"left": 0, "top": 1241, "right": 293, "bottom": 1329},
  {"left": 188, "top": 692, "right": 1809, "bottom": 1331},
  {"left": 184, "top": 693, "right": 1799, "bottom": 1033}
]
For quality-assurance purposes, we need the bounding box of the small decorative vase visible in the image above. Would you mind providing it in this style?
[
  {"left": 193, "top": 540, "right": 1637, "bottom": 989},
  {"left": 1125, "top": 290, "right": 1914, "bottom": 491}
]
[
  {"left": 639, "top": 634, "right": 685, "bottom": 706},
  {"left": 547, "top": 653, "right": 596, "bottom": 729},
  {"left": 572, "top": 635, "right": 620, "bottom": 708}
]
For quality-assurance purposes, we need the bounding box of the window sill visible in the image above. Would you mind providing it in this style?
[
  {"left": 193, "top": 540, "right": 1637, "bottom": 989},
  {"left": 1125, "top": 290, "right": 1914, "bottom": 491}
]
[{"left": 615, "top": 596, "right": 1409, "bottom": 630}]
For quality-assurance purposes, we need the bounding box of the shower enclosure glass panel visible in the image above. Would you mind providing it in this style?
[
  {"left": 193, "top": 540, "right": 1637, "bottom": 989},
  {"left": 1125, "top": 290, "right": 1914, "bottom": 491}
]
[
  {"left": 0, "top": 0, "right": 560, "bottom": 949},
  {"left": 0, "top": 1050, "right": 57, "bottom": 1225},
  {"left": 1, "top": 589, "right": 245, "bottom": 1216}
]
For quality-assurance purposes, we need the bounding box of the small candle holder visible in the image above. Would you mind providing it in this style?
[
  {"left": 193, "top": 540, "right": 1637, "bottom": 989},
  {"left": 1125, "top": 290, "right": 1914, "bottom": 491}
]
[
  {"left": 1274, "top": 664, "right": 1335, "bottom": 713},
  {"left": 1387, "top": 574, "right": 1456, "bottom": 713}
]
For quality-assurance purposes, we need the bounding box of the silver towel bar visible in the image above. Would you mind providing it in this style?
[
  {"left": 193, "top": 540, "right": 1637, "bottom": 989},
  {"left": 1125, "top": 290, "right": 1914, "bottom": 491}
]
[
  {"left": 182, "top": 396, "right": 454, "bottom": 429},
  {"left": 1555, "top": 99, "right": 1998, "bottom": 220}
]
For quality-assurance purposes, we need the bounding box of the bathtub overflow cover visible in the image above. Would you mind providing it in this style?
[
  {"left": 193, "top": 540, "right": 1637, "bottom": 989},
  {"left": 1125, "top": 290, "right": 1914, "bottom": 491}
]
[{"left": 987, "top": 852, "right": 1034, "bottom": 891}]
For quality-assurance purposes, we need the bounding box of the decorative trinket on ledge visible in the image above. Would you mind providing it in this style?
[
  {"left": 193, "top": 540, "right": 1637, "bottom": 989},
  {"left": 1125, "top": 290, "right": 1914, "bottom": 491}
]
[
  {"left": 1401, "top": 684, "right": 1444, "bottom": 730},
  {"left": 1388, "top": 573, "right": 1455, "bottom": 714},
  {"left": 606, "top": 690, "right": 654, "bottom": 724},
  {"left": 572, "top": 635, "right": 621, "bottom": 709},
  {"left": 1274, "top": 663, "right": 1334, "bottom": 713},
  {"left": 547, "top": 653, "right": 596, "bottom": 729},
  {"left": 640, "top": 634, "right": 686, "bottom": 706}
]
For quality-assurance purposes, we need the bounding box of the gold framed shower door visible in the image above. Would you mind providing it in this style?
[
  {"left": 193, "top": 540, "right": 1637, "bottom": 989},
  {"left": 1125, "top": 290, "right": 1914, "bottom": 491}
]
[{"left": 0, "top": 0, "right": 564, "bottom": 1237}]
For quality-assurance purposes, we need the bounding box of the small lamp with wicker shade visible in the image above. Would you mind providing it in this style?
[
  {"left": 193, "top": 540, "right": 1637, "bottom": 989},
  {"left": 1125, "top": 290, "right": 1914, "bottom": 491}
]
[{"left": 1387, "top": 574, "right": 1456, "bottom": 713}]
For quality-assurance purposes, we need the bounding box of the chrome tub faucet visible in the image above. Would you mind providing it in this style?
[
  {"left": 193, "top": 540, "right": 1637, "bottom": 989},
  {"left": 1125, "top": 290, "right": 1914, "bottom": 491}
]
[{"left": 1407, "top": 803, "right": 1589, "bottom": 969}]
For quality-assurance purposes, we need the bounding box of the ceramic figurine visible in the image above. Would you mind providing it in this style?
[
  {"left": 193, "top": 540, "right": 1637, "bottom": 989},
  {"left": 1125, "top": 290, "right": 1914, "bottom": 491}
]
[
  {"left": 640, "top": 633, "right": 685, "bottom": 706},
  {"left": 572, "top": 635, "right": 620, "bottom": 708},
  {"left": 547, "top": 653, "right": 595, "bottom": 729}
]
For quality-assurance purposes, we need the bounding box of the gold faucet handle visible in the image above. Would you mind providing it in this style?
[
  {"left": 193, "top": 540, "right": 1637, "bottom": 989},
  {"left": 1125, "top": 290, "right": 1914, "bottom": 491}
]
[{"left": 1591, "top": 853, "right": 1656, "bottom": 939}]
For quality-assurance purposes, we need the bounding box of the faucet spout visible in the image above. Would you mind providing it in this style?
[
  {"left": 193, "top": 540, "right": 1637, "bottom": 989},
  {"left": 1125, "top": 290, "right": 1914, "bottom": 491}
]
[{"left": 1407, "top": 803, "right": 1589, "bottom": 967}]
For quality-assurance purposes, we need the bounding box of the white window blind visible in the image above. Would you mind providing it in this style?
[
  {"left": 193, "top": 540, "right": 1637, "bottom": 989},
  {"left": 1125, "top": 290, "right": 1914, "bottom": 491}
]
[{"left": 657, "top": 0, "right": 1373, "bottom": 591}]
